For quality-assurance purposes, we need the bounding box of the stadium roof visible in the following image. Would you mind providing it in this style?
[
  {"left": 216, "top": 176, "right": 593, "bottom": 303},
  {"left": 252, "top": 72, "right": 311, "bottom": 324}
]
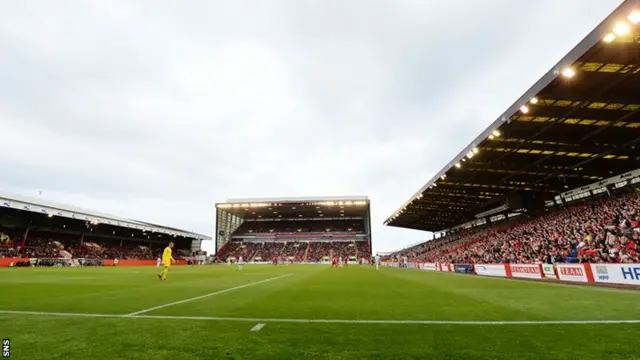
[
  {"left": 0, "top": 191, "right": 210, "bottom": 239},
  {"left": 216, "top": 196, "right": 370, "bottom": 220},
  {"left": 220, "top": 196, "right": 369, "bottom": 204},
  {"left": 385, "top": 0, "right": 640, "bottom": 232}
]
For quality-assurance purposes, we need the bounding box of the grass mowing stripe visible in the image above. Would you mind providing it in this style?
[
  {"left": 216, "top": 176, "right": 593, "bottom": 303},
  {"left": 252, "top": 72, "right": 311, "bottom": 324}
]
[
  {"left": 125, "top": 273, "right": 293, "bottom": 316},
  {"left": 2, "top": 310, "right": 640, "bottom": 325},
  {"left": 0, "top": 310, "right": 122, "bottom": 318}
]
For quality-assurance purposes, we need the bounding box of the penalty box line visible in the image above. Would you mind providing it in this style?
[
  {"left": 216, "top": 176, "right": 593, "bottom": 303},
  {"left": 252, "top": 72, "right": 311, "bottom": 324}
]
[
  {"left": 125, "top": 273, "right": 293, "bottom": 316},
  {"left": 1, "top": 310, "right": 640, "bottom": 325}
]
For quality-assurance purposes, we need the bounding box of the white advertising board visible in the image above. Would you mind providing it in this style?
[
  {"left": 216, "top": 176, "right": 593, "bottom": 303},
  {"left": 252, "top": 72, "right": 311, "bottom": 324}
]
[
  {"left": 542, "top": 264, "right": 557, "bottom": 279},
  {"left": 419, "top": 263, "right": 439, "bottom": 271},
  {"left": 474, "top": 264, "right": 507, "bottom": 277},
  {"left": 591, "top": 264, "right": 640, "bottom": 285}
]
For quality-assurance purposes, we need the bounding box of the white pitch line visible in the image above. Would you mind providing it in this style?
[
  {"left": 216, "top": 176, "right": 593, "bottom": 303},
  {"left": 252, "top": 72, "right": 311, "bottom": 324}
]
[
  {"left": 250, "top": 323, "right": 265, "bottom": 332},
  {"left": 125, "top": 273, "right": 293, "bottom": 316},
  {"left": 1, "top": 310, "right": 639, "bottom": 325}
]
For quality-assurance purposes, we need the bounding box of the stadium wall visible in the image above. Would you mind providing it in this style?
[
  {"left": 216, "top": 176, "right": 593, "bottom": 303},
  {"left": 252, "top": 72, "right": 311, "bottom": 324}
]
[
  {"left": 409, "top": 262, "right": 640, "bottom": 287},
  {"left": 0, "top": 258, "right": 190, "bottom": 267}
]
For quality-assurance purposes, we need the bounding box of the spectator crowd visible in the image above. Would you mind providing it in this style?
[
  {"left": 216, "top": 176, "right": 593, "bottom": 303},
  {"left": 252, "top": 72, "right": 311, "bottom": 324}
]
[
  {"left": 0, "top": 229, "right": 186, "bottom": 261},
  {"left": 395, "top": 190, "right": 640, "bottom": 265},
  {"left": 216, "top": 240, "right": 371, "bottom": 262}
]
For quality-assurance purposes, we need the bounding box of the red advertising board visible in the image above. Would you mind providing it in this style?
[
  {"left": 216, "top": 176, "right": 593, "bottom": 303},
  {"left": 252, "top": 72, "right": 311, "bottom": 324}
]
[
  {"left": 509, "top": 264, "right": 543, "bottom": 279},
  {"left": 0, "top": 258, "right": 28, "bottom": 267},
  {"left": 439, "top": 263, "right": 451, "bottom": 272}
]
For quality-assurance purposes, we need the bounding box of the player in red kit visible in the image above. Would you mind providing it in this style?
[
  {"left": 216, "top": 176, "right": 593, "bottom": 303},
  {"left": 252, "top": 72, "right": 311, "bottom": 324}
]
[
  {"left": 331, "top": 256, "right": 338, "bottom": 268},
  {"left": 343, "top": 256, "right": 348, "bottom": 267}
]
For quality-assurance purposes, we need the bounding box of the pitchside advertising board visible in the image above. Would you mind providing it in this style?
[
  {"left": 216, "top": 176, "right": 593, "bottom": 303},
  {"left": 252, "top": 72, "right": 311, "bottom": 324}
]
[
  {"left": 454, "top": 264, "right": 473, "bottom": 274},
  {"left": 591, "top": 264, "right": 640, "bottom": 286},
  {"left": 418, "top": 263, "right": 439, "bottom": 271},
  {"left": 509, "top": 264, "right": 543, "bottom": 279},
  {"left": 440, "top": 263, "right": 452, "bottom": 272},
  {"left": 413, "top": 262, "right": 640, "bottom": 287},
  {"left": 542, "top": 264, "right": 557, "bottom": 279},
  {"left": 474, "top": 264, "right": 508, "bottom": 277},
  {"left": 555, "top": 264, "right": 589, "bottom": 283}
]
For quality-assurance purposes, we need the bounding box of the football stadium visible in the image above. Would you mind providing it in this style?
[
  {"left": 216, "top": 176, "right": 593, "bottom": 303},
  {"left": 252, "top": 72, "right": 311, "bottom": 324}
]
[{"left": 3, "top": 1, "right": 640, "bottom": 360}]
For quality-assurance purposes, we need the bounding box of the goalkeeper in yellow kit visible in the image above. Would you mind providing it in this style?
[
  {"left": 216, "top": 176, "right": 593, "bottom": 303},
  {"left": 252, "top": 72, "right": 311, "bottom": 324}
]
[{"left": 158, "top": 242, "right": 175, "bottom": 281}]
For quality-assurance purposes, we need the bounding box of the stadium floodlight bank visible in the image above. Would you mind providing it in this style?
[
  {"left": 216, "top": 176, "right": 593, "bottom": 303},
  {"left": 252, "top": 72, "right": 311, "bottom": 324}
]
[
  {"left": 385, "top": 0, "right": 640, "bottom": 234},
  {"left": 214, "top": 196, "right": 372, "bottom": 258}
]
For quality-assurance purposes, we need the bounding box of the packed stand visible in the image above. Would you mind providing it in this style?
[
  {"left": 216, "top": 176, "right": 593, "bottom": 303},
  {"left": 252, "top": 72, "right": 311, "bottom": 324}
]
[
  {"left": 0, "top": 229, "right": 186, "bottom": 261},
  {"left": 355, "top": 241, "right": 372, "bottom": 259},
  {"left": 251, "top": 242, "right": 283, "bottom": 261},
  {"left": 234, "top": 242, "right": 262, "bottom": 261},
  {"left": 307, "top": 241, "right": 356, "bottom": 261},
  {"left": 232, "top": 220, "right": 365, "bottom": 235},
  {"left": 280, "top": 241, "right": 309, "bottom": 261},
  {"left": 421, "top": 190, "right": 640, "bottom": 265}
]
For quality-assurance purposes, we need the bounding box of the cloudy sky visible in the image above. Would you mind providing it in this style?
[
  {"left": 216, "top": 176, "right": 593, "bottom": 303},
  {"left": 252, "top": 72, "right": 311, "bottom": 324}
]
[{"left": 0, "top": 0, "right": 623, "bottom": 253}]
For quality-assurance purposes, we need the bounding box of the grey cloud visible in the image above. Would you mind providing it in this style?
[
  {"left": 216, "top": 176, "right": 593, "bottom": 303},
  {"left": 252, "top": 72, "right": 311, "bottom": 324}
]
[{"left": 0, "top": 0, "right": 623, "bottom": 253}]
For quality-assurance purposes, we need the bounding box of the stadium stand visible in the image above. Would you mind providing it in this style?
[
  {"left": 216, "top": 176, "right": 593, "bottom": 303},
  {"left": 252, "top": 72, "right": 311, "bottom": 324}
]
[
  {"left": 0, "top": 192, "right": 210, "bottom": 266},
  {"left": 385, "top": 2, "right": 640, "bottom": 286},
  {"left": 394, "top": 188, "right": 640, "bottom": 265},
  {"left": 215, "top": 197, "right": 372, "bottom": 263}
]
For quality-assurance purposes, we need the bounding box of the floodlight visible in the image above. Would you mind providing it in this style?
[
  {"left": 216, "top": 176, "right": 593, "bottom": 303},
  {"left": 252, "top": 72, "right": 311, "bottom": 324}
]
[
  {"left": 530, "top": 97, "right": 539, "bottom": 104},
  {"left": 520, "top": 105, "right": 529, "bottom": 114},
  {"left": 613, "top": 22, "right": 630, "bottom": 36},
  {"left": 603, "top": 33, "right": 616, "bottom": 43},
  {"left": 561, "top": 67, "right": 576, "bottom": 78},
  {"left": 628, "top": 11, "right": 640, "bottom": 24}
]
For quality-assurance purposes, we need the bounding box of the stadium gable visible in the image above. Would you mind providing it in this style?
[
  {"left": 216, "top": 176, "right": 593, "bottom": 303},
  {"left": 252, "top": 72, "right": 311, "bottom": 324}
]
[{"left": 385, "top": 0, "right": 640, "bottom": 232}]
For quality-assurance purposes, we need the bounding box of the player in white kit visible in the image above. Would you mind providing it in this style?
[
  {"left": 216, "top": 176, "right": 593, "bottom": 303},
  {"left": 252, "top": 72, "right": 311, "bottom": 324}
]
[
  {"left": 156, "top": 257, "right": 161, "bottom": 268},
  {"left": 237, "top": 256, "right": 244, "bottom": 270},
  {"left": 375, "top": 254, "right": 381, "bottom": 270},
  {"left": 338, "top": 256, "right": 343, "bottom": 268},
  {"left": 403, "top": 256, "right": 409, "bottom": 268}
]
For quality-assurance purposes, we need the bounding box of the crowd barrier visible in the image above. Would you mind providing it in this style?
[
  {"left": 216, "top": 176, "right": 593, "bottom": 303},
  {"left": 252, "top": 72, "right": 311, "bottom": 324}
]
[
  {"left": 414, "top": 262, "right": 640, "bottom": 287},
  {"left": 102, "top": 259, "right": 188, "bottom": 266},
  {"left": 0, "top": 258, "right": 27, "bottom": 267}
]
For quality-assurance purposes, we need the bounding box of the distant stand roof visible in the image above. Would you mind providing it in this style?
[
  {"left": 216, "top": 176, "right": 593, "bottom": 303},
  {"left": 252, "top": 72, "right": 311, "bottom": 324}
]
[
  {"left": 221, "top": 196, "right": 369, "bottom": 204},
  {"left": 0, "top": 191, "right": 210, "bottom": 239}
]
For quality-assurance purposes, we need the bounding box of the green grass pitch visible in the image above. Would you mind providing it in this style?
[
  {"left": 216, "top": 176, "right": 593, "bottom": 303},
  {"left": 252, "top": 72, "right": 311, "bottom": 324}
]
[{"left": 1, "top": 264, "right": 640, "bottom": 359}]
